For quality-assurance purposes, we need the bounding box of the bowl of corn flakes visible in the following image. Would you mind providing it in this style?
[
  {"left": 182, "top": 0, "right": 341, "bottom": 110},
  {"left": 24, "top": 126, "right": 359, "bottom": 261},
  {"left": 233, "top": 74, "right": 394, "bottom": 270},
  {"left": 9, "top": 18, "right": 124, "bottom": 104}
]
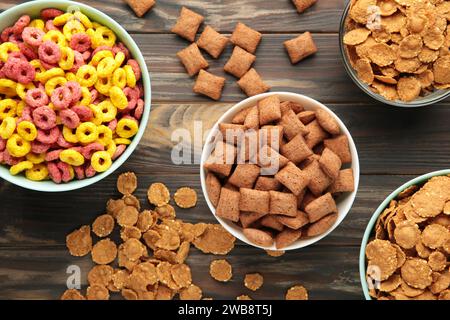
[
  {"left": 340, "top": 0, "right": 450, "bottom": 107},
  {"left": 360, "top": 169, "right": 450, "bottom": 300},
  {"left": 0, "top": 0, "right": 151, "bottom": 192}
]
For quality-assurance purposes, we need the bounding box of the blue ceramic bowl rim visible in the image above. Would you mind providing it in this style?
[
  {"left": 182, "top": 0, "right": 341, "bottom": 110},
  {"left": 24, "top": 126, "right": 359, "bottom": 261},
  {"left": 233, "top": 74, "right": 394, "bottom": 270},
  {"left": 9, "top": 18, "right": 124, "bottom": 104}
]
[
  {"left": 0, "top": 0, "right": 151, "bottom": 192},
  {"left": 359, "top": 169, "right": 450, "bottom": 300},
  {"left": 338, "top": 1, "right": 450, "bottom": 108}
]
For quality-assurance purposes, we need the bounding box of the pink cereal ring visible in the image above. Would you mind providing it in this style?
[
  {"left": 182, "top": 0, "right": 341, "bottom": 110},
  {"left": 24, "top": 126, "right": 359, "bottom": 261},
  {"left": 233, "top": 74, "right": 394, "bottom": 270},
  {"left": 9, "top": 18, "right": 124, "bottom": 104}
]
[
  {"left": 44, "top": 19, "right": 59, "bottom": 31},
  {"left": 41, "top": 8, "right": 64, "bottom": 20},
  {"left": 16, "top": 60, "right": 35, "bottom": 84},
  {"left": 74, "top": 165, "right": 85, "bottom": 180},
  {"left": 69, "top": 50, "right": 84, "bottom": 72},
  {"left": 70, "top": 33, "right": 91, "bottom": 53},
  {"left": 9, "top": 51, "right": 27, "bottom": 61},
  {"left": 56, "top": 133, "right": 75, "bottom": 148},
  {"left": 45, "top": 149, "right": 62, "bottom": 162},
  {"left": 122, "top": 87, "right": 138, "bottom": 112},
  {"left": 85, "top": 164, "right": 96, "bottom": 178},
  {"left": 134, "top": 99, "right": 144, "bottom": 120},
  {"left": 26, "top": 88, "right": 49, "bottom": 108},
  {"left": 127, "top": 59, "right": 141, "bottom": 81},
  {"left": 32, "top": 106, "right": 57, "bottom": 130},
  {"left": 107, "top": 118, "right": 117, "bottom": 132},
  {"left": 39, "top": 59, "right": 57, "bottom": 70},
  {"left": 38, "top": 41, "right": 61, "bottom": 64},
  {"left": 36, "top": 126, "right": 60, "bottom": 145},
  {"left": 47, "top": 162, "right": 62, "bottom": 184},
  {"left": 51, "top": 86, "right": 71, "bottom": 109},
  {"left": 90, "top": 89, "right": 99, "bottom": 102},
  {"left": 64, "top": 81, "right": 82, "bottom": 105},
  {"left": 82, "top": 50, "right": 91, "bottom": 61},
  {"left": 3, "top": 150, "right": 22, "bottom": 166},
  {"left": 1, "top": 27, "right": 14, "bottom": 42},
  {"left": 82, "top": 142, "right": 104, "bottom": 160},
  {"left": 57, "top": 161, "right": 73, "bottom": 183},
  {"left": 22, "top": 27, "right": 44, "bottom": 47},
  {"left": 31, "top": 140, "right": 51, "bottom": 154},
  {"left": 71, "top": 105, "right": 93, "bottom": 122},
  {"left": 113, "top": 42, "right": 130, "bottom": 60},
  {"left": 59, "top": 108, "right": 80, "bottom": 129},
  {"left": 13, "top": 15, "right": 31, "bottom": 35},
  {"left": 112, "top": 144, "right": 126, "bottom": 160},
  {"left": 137, "top": 83, "right": 144, "bottom": 98},
  {"left": 0, "top": 138, "right": 6, "bottom": 152},
  {"left": 18, "top": 42, "right": 38, "bottom": 60}
]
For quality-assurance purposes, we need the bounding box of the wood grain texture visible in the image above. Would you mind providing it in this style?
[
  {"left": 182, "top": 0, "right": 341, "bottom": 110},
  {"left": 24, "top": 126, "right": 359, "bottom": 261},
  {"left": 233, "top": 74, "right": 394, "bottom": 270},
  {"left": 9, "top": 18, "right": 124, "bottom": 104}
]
[{"left": 0, "top": 0, "right": 345, "bottom": 33}]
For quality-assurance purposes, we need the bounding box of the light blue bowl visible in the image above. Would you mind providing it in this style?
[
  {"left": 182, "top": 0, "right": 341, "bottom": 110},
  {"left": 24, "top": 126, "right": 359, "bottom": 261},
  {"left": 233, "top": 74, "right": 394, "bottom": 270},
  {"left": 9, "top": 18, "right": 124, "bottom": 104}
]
[
  {"left": 0, "top": 0, "right": 151, "bottom": 192},
  {"left": 359, "top": 169, "right": 450, "bottom": 300}
]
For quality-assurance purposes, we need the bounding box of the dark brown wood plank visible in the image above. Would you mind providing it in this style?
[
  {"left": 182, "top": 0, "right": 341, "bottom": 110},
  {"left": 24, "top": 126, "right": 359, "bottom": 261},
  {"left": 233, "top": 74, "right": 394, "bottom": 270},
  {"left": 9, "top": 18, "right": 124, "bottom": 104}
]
[{"left": 0, "top": 0, "right": 344, "bottom": 33}]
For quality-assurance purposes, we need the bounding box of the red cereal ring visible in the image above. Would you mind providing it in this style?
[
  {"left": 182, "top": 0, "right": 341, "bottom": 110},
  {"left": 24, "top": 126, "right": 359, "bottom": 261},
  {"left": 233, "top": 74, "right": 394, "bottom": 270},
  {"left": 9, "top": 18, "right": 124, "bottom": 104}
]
[
  {"left": 18, "top": 42, "right": 38, "bottom": 60},
  {"left": 85, "top": 163, "right": 96, "bottom": 178},
  {"left": 82, "top": 50, "right": 91, "bottom": 61},
  {"left": 107, "top": 118, "right": 117, "bottom": 132},
  {"left": 39, "top": 59, "right": 57, "bottom": 70},
  {"left": 36, "top": 126, "right": 60, "bottom": 145},
  {"left": 90, "top": 89, "right": 99, "bottom": 102},
  {"left": 32, "top": 106, "right": 57, "bottom": 130},
  {"left": 12, "top": 15, "right": 31, "bottom": 35},
  {"left": 44, "top": 19, "right": 59, "bottom": 31},
  {"left": 51, "top": 86, "right": 71, "bottom": 109},
  {"left": 57, "top": 161, "right": 73, "bottom": 183},
  {"left": 40, "top": 8, "right": 64, "bottom": 20},
  {"left": 122, "top": 87, "right": 138, "bottom": 112},
  {"left": 127, "top": 59, "right": 141, "bottom": 81},
  {"left": 9, "top": 51, "right": 27, "bottom": 61},
  {"left": 16, "top": 60, "right": 35, "bottom": 84},
  {"left": 69, "top": 50, "right": 84, "bottom": 72},
  {"left": 0, "top": 27, "right": 14, "bottom": 42},
  {"left": 3, "top": 149, "right": 23, "bottom": 166},
  {"left": 38, "top": 40, "right": 61, "bottom": 64},
  {"left": 82, "top": 142, "right": 104, "bottom": 160},
  {"left": 8, "top": 33, "right": 22, "bottom": 44},
  {"left": 0, "top": 138, "right": 6, "bottom": 152},
  {"left": 45, "top": 149, "right": 62, "bottom": 162},
  {"left": 64, "top": 81, "right": 82, "bottom": 105},
  {"left": 19, "top": 105, "right": 32, "bottom": 122},
  {"left": 134, "top": 99, "right": 144, "bottom": 120},
  {"left": 74, "top": 164, "right": 85, "bottom": 180},
  {"left": 69, "top": 33, "right": 91, "bottom": 53},
  {"left": 114, "top": 42, "right": 130, "bottom": 60},
  {"left": 112, "top": 144, "right": 126, "bottom": 160},
  {"left": 59, "top": 108, "right": 80, "bottom": 129},
  {"left": 137, "top": 82, "right": 144, "bottom": 98},
  {"left": 25, "top": 88, "right": 49, "bottom": 108},
  {"left": 22, "top": 27, "right": 45, "bottom": 47},
  {"left": 56, "top": 133, "right": 75, "bottom": 149},
  {"left": 71, "top": 105, "right": 93, "bottom": 122},
  {"left": 47, "top": 162, "right": 62, "bottom": 183},
  {"left": 31, "top": 140, "right": 51, "bottom": 154}
]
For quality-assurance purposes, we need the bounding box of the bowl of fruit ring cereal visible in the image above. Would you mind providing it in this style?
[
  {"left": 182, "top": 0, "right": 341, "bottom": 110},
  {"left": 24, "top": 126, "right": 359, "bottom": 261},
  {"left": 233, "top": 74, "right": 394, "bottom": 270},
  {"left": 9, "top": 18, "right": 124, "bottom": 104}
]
[{"left": 0, "top": 0, "right": 151, "bottom": 192}]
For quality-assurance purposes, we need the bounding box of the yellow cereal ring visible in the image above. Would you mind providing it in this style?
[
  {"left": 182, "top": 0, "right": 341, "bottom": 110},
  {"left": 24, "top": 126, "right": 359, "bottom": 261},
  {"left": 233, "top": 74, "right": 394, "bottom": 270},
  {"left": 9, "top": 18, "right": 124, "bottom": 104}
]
[
  {"left": 74, "top": 11, "right": 93, "bottom": 29},
  {"left": 97, "top": 56, "right": 116, "bottom": 78},
  {"left": 65, "top": 72, "right": 77, "bottom": 82},
  {"left": 93, "top": 101, "right": 116, "bottom": 123},
  {"left": 53, "top": 13, "right": 73, "bottom": 26},
  {"left": 91, "top": 50, "right": 113, "bottom": 66},
  {"left": 109, "top": 86, "right": 128, "bottom": 110},
  {"left": 10, "top": 160, "right": 34, "bottom": 175},
  {"left": 0, "top": 79, "right": 17, "bottom": 96},
  {"left": 96, "top": 125, "right": 113, "bottom": 146},
  {"left": 59, "top": 149, "right": 85, "bottom": 166},
  {"left": 112, "top": 68, "right": 127, "bottom": 89},
  {"left": 89, "top": 105, "right": 104, "bottom": 125},
  {"left": 45, "top": 76, "right": 67, "bottom": 96},
  {"left": 0, "top": 99, "right": 17, "bottom": 120},
  {"left": 30, "top": 19, "right": 45, "bottom": 30},
  {"left": 16, "top": 101, "right": 26, "bottom": 117},
  {"left": 25, "top": 163, "right": 48, "bottom": 181},
  {"left": 17, "top": 121, "right": 37, "bottom": 142},
  {"left": 94, "top": 76, "right": 112, "bottom": 95},
  {"left": 94, "top": 26, "right": 116, "bottom": 48},
  {"left": 105, "top": 140, "right": 117, "bottom": 157},
  {"left": 92, "top": 22, "right": 102, "bottom": 29},
  {"left": 91, "top": 150, "right": 112, "bottom": 172},
  {"left": 26, "top": 152, "right": 46, "bottom": 164},
  {"left": 42, "top": 30, "right": 67, "bottom": 47},
  {"left": 63, "top": 126, "right": 79, "bottom": 143},
  {"left": 36, "top": 68, "right": 65, "bottom": 83},
  {"left": 0, "top": 117, "right": 16, "bottom": 139},
  {"left": 76, "top": 65, "right": 98, "bottom": 87},
  {"left": 30, "top": 59, "right": 45, "bottom": 75},
  {"left": 6, "top": 134, "right": 31, "bottom": 157},
  {"left": 114, "top": 138, "right": 131, "bottom": 145},
  {"left": 80, "top": 86, "right": 91, "bottom": 106},
  {"left": 16, "top": 82, "right": 35, "bottom": 100},
  {"left": 63, "top": 19, "right": 85, "bottom": 41},
  {"left": 0, "top": 42, "right": 19, "bottom": 62},
  {"left": 123, "top": 65, "right": 136, "bottom": 88},
  {"left": 76, "top": 122, "right": 98, "bottom": 144},
  {"left": 86, "top": 28, "right": 96, "bottom": 42},
  {"left": 115, "top": 51, "right": 125, "bottom": 68},
  {"left": 59, "top": 46, "right": 75, "bottom": 70}
]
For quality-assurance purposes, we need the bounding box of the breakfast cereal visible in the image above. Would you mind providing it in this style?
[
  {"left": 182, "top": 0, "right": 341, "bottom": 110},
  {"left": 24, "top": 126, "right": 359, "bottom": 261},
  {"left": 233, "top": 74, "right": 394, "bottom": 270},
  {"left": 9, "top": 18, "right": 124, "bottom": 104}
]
[
  {"left": 224, "top": 46, "right": 256, "bottom": 78},
  {"left": 92, "top": 214, "right": 115, "bottom": 237},
  {"left": 237, "top": 68, "right": 270, "bottom": 97},
  {"left": 66, "top": 225, "right": 92, "bottom": 257},
  {"left": 193, "top": 70, "right": 226, "bottom": 100},
  {"left": 284, "top": 32, "right": 318, "bottom": 64},
  {"left": 125, "top": 0, "right": 155, "bottom": 17},
  {"left": 147, "top": 182, "right": 170, "bottom": 207},
  {"left": 230, "top": 23, "right": 262, "bottom": 54},
  {"left": 91, "top": 238, "right": 118, "bottom": 265},
  {"left": 285, "top": 285, "right": 309, "bottom": 300},
  {"left": 244, "top": 273, "right": 263, "bottom": 291},
  {"left": 171, "top": 7, "right": 204, "bottom": 42},
  {"left": 177, "top": 43, "right": 209, "bottom": 76},
  {"left": 197, "top": 26, "right": 229, "bottom": 59},
  {"left": 209, "top": 259, "right": 233, "bottom": 282},
  {"left": 292, "top": 0, "right": 317, "bottom": 13},
  {"left": 174, "top": 187, "right": 198, "bottom": 208}
]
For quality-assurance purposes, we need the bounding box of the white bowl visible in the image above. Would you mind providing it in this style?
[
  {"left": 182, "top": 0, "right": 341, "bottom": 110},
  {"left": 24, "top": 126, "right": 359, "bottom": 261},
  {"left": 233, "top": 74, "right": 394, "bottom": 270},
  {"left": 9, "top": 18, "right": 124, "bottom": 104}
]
[
  {"left": 200, "top": 92, "right": 360, "bottom": 251},
  {"left": 0, "top": 0, "right": 151, "bottom": 192}
]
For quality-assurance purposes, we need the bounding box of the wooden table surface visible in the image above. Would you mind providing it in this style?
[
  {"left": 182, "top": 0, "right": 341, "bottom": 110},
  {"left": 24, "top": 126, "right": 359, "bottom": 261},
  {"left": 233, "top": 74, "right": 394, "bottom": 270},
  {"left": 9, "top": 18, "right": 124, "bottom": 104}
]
[{"left": 1, "top": 0, "right": 449, "bottom": 300}]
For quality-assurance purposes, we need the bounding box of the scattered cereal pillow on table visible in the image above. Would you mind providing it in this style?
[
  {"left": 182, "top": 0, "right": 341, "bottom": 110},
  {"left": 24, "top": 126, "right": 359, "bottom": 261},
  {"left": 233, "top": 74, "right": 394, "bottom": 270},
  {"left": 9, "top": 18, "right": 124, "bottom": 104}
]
[
  {"left": 125, "top": 0, "right": 156, "bottom": 18},
  {"left": 197, "top": 26, "right": 229, "bottom": 59},
  {"left": 230, "top": 22, "right": 262, "bottom": 54},
  {"left": 171, "top": 7, "right": 204, "bottom": 42},
  {"left": 177, "top": 43, "right": 209, "bottom": 76},
  {"left": 284, "top": 32, "right": 318, "bottom": 64},
  {"left": 224, "top": 46, "right": 256, "bottom": 78},
  {"left": 292, "top": 0, "right": 317, "bottom": 13},
  {"left": 193, "top": 70, "right": 226, "bottom": 100},
  {"left": 237, "top": 68, "right": 270, "bottom": 97}
]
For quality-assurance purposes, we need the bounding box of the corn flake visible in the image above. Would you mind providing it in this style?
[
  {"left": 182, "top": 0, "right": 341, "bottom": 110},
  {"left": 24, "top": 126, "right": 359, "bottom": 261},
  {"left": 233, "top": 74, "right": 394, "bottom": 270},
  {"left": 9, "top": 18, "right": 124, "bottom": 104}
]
[{"left": 209, "top": 259, "right": 233, "bottom": 282}]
